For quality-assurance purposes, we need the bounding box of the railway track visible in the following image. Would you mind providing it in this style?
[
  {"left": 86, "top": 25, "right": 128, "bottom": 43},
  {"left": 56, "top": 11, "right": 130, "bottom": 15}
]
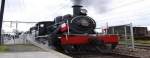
[
  {"left": 29, "top": 37, "right": 143, "bottom": 58},
  {"left": 56, "top": 48, "right": 140, "bottom": 58},
  {"left": 33, "top": 40, "right": 141, "bottom": 58},
  {"left": 118, "top": 44, "right": 150, "bottom": 50},
  {"left": 134, "top": 45, "right": 150, "bottom": 50},
  {"left": 61, "top": 53, "right": 140, "bottom": 58}
]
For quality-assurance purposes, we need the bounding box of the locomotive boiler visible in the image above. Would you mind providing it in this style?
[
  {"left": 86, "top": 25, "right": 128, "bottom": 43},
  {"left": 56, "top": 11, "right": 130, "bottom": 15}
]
[{"left": 30, "top": 5, "right": 119, "bottom": 53}]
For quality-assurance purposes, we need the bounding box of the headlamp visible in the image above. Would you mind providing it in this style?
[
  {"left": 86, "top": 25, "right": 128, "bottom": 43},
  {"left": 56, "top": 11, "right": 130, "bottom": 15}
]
[{"left": 80, "top": 9, "right": 87, "bottom": 14}]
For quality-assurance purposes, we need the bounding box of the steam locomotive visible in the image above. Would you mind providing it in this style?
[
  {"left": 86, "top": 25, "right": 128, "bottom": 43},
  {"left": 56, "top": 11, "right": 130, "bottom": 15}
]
[{"left": 30, "top": 5, "right": 119, "bottom": 53}]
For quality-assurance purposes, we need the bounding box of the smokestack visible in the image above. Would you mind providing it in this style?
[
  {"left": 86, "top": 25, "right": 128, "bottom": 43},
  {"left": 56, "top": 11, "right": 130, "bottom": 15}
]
[{"left": 72, "top": 5, "right": 83, "bottom": 16}]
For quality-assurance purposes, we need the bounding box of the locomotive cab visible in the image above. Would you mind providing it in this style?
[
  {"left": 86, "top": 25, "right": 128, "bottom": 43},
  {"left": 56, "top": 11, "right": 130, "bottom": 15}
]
[
  {"left": 34, "top": 21, "right": 54, "bottom": 43},
  {"left": 35, "top": 21, "right": 54, "bottom": 36}
]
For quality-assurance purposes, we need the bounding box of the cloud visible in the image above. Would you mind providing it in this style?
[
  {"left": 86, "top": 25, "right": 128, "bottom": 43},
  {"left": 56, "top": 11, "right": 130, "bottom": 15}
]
[
  {"left": 2, "top": 0, "right": 72, "bottom": 31},
  {"left": 91, "top": 0, "right": 150, "bottom": 27},
  {"left": 2, "top": 0, "right": 150, "bottom": 32}
]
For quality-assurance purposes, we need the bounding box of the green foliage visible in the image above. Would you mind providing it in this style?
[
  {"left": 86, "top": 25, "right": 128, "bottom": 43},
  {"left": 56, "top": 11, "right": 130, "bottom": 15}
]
[
  {"left": 135, "top": 40, "right": 150, "bottom": 44},
  {"left": 0, "top": 45, "right": 9, "bottom": 52},
  {"left": 119, "top": 39, "right": 150, "bottom": 44}
]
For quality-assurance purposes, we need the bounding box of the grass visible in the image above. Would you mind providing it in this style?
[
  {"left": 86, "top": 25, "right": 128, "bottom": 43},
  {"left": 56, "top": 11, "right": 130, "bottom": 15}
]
[
  {"left": 119, "top": 39, "right": 150, "bottom": 45},
  {"left": 134, "top": 40, "right": 150, "bottom": 44},
  {"left": 0, "top": 44, "right": 33, "bottom": 52},
  {"left": 0, "top": 45, "right": 9, "bottom": 52}
]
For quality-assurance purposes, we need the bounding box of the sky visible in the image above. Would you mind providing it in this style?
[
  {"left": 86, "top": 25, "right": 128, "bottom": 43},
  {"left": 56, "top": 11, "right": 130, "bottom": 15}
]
[{"left": 1, "top": 0, "right": 150, "bottom": 33}]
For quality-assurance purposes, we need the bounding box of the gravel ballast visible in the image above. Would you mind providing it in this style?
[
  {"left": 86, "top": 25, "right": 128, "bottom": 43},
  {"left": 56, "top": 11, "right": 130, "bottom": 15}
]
[{"left": 113, "top": 45, "right": 150, "bottom": 58}]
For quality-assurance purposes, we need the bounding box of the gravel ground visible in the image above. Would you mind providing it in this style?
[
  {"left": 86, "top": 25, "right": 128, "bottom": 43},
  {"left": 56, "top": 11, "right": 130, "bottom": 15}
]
[
  {"left": 63, "top": 45, "right": 150, "bottom": 58},
  {"left": 112, "top": 45, "right": 150, "bottom": 58},
  {"left": 7, "top": 44, "right": 46, "bottom": 52},
  {"left": 67, "top": 53, "right": 137, "bottom": 58}
]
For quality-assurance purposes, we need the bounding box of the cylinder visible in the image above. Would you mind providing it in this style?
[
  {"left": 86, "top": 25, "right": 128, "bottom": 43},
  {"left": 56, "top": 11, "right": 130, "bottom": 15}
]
[{"left": 72, "top": 5, "right": 83, "bottom": 16}]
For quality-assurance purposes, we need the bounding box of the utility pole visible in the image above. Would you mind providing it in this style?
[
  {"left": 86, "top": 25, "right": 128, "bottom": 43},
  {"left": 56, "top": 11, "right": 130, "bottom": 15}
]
[
  {"left": 0, "top": 0, "right": 5, "bottom": 45},
  {"left": 16, "top": 21, "right": 18, "bottom": 39}
]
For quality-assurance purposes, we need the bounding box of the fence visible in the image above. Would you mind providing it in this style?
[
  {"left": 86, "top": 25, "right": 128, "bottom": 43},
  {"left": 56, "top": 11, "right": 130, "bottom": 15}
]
[{"left": 2, "top": 32, "right": 31, "bottom": 45}]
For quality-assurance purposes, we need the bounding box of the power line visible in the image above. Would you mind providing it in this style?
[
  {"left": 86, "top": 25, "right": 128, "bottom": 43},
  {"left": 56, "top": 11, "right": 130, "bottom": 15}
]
[
  {"left": 22, "top": 0, "right": 26, "bottom": 13},
  {"left": 89, "top": 0, "right": 150, "bottom": 23},
  {"left": 17, "top": 0, "right": 23, "bottom": 13},
  {"left": 59, "top": 0, "right": 68, "bottom": 6},
  {"left": 44, "top": 2, "right": 71, "bottom": 20},
  {"left": 100, "top": 0, "right": 125, "bottom": 8},
  {"left": 107, "top": 0, "right": 143, "bottom": 12},
  {"left": 43, "top": 0, "right": 68, "bottom": 20},
  {"left": 2, "top": 23, "right": 12, "bottom": 27},
  {"left": 94, "top": 5, "right": 150, "bottom": 20},
  {"left": 6, "top": 0, "right": 11, "bottom": 14},
  {"left": 97, "top": 11, "right": 150, "bottom": 21},
  {"left": 92, "top": 0, "right": 143, "bottom": 15},
  {"left": 3, "top": 21, "right": 37, "bottom": 23},
  {"left": 98, "top": 16, "right": 150, "bottom": 24},
  {"left": 44, "top": 0, "right": 124, "bottom": 19}
]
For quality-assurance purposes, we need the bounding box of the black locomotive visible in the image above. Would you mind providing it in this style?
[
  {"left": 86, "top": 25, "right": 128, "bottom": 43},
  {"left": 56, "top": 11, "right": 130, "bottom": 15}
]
[{"left": 30, "top": 5, "right": 119, "bottom": 53}]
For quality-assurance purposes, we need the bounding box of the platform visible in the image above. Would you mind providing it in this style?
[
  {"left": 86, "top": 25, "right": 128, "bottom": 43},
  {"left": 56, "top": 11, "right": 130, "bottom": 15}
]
[
  {"left": 0, "top": 52, "right": 66, "bottom": 58},
  {"left": 0, "top": 34, "right": 72, "bottom": 58},
  {"left": 26, "top": 34, "right": 72, "bottom": 58}
]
